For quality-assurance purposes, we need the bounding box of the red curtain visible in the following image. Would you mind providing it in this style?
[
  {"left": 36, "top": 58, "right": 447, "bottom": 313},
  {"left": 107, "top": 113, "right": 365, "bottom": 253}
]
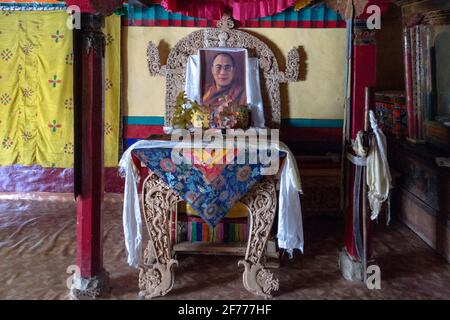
[
  {"left": 65, "top": 0, "right": 122, "bottom": 14},
  {"left": 160, "top": 0, "right": 296, "bottom": 21}
]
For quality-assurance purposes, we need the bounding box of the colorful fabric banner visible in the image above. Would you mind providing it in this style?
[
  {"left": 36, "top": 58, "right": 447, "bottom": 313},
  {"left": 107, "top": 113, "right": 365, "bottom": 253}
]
[
  {"left": 133, "top": 147, "right": 268, "bottom": 228},
  {"left": 0, "top": 11, "right": 74, "bottom": 167},
  {"left": 179, "top": 215, "right": 248, "bottom": 243},
  {"left": 0, "top": 10, "right": 121, "bottom": 168},
  {"left": 104, "top": 14, "right": 121, "bottom": 167},
  {"left": 159, "top": 0, "right": 296, "bottom": 21}
]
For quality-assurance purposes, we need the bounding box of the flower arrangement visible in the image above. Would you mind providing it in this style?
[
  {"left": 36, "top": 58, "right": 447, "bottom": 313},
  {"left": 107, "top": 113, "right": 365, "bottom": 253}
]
[
  {"left": 172, "top": 91, "right": 210, "bottom": 129},
  {"left": 172, "top": 91, "right": 250, "bottom": 130},
  {"left": 210, "top": 95, "right": 250, "bottom": 129}
]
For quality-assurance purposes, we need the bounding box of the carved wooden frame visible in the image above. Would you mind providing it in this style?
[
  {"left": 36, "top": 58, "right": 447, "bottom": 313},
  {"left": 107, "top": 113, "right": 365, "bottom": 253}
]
[{"left": 146, "top": 14, "right": 301, "bottom": 128}]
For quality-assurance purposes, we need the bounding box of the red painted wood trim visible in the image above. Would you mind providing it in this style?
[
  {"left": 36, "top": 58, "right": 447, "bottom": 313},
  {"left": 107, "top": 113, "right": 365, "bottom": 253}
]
[
  {"left": 122, "top": 19, "right": 347, "bottom": 28},
  {"left": 345, "top": 20, "right": 379, "bottom": 261},
  {"left": 124, "top": 125, "right": 165, "bottom": 139},
  {"left": 351, "top": 44, "right": 377, "bottom": 139}
]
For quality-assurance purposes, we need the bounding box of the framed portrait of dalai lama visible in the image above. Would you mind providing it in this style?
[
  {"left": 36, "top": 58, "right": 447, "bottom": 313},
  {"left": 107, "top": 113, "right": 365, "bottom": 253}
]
[{"left": 199, "top": 48, "right": 248, "bottom": 109}]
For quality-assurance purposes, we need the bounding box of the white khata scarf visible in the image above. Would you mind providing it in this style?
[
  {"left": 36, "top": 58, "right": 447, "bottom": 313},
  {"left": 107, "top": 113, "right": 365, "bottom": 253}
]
[{"left": 367, "top": 110, "right": 392, "bottom": 222}]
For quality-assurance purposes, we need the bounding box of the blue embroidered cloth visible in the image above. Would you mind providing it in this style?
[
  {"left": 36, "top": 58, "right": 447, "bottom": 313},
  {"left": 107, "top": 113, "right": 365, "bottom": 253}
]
[{"left": 133, "top": 147, "right": 267, "bottom": 228}]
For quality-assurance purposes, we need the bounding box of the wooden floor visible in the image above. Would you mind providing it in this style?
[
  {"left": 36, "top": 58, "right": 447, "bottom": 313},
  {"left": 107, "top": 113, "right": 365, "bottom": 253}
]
[{"left": 0, "top": 193, "right": 449, "bottom": 300}]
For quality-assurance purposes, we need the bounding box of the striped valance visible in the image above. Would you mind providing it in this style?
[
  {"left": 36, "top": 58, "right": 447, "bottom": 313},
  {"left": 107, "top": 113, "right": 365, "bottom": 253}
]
[{"left": 124, "top": 3, "right": 345, "bottom": 28}]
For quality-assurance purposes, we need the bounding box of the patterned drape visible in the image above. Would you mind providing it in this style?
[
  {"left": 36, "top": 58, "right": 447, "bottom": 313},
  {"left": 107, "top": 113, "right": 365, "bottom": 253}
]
[
  {"left": 103, "top": 14, "right": 121, "bottom": 167},
  {"left": 0, "top": 11, "right": 121, "bottom": 168},
  {"left": 158, "top": 0, "right": 297, "bottom": 20}
]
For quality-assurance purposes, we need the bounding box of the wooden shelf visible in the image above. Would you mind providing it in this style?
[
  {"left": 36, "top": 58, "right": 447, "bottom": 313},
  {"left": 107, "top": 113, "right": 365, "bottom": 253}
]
[{"left": 173, "top": 241, "right": 247, "bottom": 256}]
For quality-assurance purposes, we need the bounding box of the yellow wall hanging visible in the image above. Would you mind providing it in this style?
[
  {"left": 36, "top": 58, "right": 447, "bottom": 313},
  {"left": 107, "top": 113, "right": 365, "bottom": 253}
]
[{"left": 0, "top": 10, "right": 121, "bottom": 168}]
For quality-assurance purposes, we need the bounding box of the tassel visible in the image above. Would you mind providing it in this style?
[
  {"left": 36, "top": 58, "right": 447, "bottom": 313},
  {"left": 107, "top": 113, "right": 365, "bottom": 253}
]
[{"left": 294, "top": 0, "right": 313, "bottom": 11}]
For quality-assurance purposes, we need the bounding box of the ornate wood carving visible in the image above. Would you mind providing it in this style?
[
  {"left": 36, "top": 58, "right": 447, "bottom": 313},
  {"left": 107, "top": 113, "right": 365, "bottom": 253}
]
[
  {"left": 353, "top": 20, "right": 377, "bottom": 45},
  {"left": 322, "top": 0, "right": 369, "bottom": 20},
  {"left": 397, "top": 0, "right": 450, "bottom": 26},
  {"left": 146, "top": 14, "right": 301, "bottom": 128},
  {"left": 139, "top": 173, "right": 279, "bottom": 298},
  {"left": 81, "top": 14, "right": 105, "bottom": 57},
  {"left": 238, "top": 176, "right": 279, "bottom": 298},
  {"left": 138, "top": 173, "right": 181, "bottom": 299},
  {"left": 279, "top": 48, "right": 300, "bottom": 83},
  {"left": 422, "top": 9, "right": 450, "bottom": 25},
  {"left": 146, "top": 41, "right": 166, "bottom": 77}
]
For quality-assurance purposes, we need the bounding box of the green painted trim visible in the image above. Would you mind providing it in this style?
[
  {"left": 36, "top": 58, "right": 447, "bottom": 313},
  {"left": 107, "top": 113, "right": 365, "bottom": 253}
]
[
  {"left": 281, "top": 119, "right": 343, "bottom": 128},
  {"left": 124, "top": 116, "right": 165, "bottom": 125},
  {"left": 123, "top": 116, "right": 344, "bottom": 128}
]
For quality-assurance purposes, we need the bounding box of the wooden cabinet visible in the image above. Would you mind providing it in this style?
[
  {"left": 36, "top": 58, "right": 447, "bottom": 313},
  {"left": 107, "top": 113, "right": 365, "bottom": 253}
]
[
  {"left": 383, "top": 1, "right": 450, "bottom": 262},
  {"left": 396, "top": 0, "right": 450, "bottom": 149}
]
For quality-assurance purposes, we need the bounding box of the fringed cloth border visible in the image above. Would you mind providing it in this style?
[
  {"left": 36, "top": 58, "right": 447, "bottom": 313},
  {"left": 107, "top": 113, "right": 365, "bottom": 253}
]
[{"left": 0, "top": 3, "right": 66, "bottom": 11}]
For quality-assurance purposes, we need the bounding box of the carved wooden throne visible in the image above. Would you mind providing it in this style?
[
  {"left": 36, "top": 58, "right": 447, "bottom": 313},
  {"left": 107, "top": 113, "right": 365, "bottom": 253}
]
[{"left": 139, "top": 14, "right": 300, "bottom": 299}]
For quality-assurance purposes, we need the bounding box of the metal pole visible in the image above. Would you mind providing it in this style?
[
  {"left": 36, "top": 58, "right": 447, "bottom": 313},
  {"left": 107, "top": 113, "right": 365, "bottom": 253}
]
[{"left": 362, "top": 87, "right": 370, "bottom": 283}]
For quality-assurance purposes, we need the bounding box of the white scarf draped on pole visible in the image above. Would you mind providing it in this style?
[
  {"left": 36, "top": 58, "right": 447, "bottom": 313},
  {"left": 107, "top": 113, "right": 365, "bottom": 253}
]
[{"left": 366, "top": 110, "right": 392, "bottom": 222}]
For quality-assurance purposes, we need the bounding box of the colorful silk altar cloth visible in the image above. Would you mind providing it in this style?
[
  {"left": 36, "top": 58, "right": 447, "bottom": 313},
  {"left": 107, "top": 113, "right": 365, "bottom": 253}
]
[
  {"left": 133, "top": 147, "right": 271, "bottom": 228},
  {"left": 119, "top": 139, "right": 304, "bottom": 268}
]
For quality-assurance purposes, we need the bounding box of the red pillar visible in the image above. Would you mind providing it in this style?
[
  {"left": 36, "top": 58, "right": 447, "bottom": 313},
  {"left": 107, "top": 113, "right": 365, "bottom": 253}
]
[
  {"left": 344, "top": 0, "right": 392, "bottom": 270},
  {"left": 344, "top": 19, "right": 378, "bottom": 261},
  {"left": 341, "top": 1, "right": 394, "bottom": 278},
  {"left": 71, "top": 13, "right": 108, "bottom": 298},
  {"left": 67, "top": 0, "right": 122, "bottom": 299},
  {"left": 76, "top": 13, "right": 105, "bottom": 278}
]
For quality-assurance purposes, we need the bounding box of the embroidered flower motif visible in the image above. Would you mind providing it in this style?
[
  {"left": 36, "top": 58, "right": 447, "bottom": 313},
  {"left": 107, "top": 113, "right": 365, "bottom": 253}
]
[
  {"left": 64, "top": 97, "right": 73, "bottom": 111},
  {"left": 64, "top": 142, "right": 74, "bottom": 154},
  {"left": 0, "top": 93, "right": 11, "bottom": 106},
  {"left": 2, "top": 137, "right": 13, "bottom": 149},
  {"left": 48, "top": 75, "right": 62, "bottom": 88},
  {"left": 22, "top": 88, "right": 33, "bottom": 98},
  {"left": 51, "top": 30, "right": 64, "bottom": 43},
  {"left": 174, "top": 182, "right": 184, "bottom": 191},
  {"left": 185, "top": 191, "right": 197, "bottom": 203},
  {"left": 105, "top": 79, "right": 113, "bottom": 91},
  {"left": 219, "top": 191, "right": 229, "bottom": 202},
  {"left": 48, "top": 120, "right": 62, "bottom": 133},
  {"left": 160, "top": 158, "right": 176, "bottom": 173},
  {"left": 2, "top": 11, "right": 13, "bottom": 17},
  {"left": 105, "top": 33, "right": 114, "bottom": 46},
  {"left": 236, "top": 165, "right": 252, "bottom": 182},
  {"left": 104, "top": 122, "right": 112, "bottom": 135},
  {"left": 204, "top": 204, "right": 218, "bottom": 217},
  {"left": 229, "top": 194, "right": 241, "bottom": 207},
  {"left": 193, "top": 194, "right": 206, "bottom": 208},
  {"left": 22, "top": 131, "right": 33, "bottom": 141},
  {"left": 1, "top": 49, "right": 13, "bottom": 61},
  {"left": 211, "top": 175, "right": 226, "bottom": 189},
  {"left": 22, "top": 43, "right": 33, "bottom": 55},
  {"left": 65, "top": 53, "right": 73, "bottom": 65}
]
